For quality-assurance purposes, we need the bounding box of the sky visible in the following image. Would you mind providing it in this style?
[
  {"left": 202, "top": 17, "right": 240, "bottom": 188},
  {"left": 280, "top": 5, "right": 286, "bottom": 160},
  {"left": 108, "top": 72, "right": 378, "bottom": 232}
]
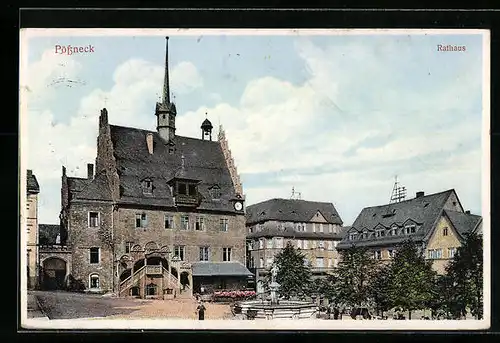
[{"left": 21, "top": 30, "right": 487, "bottom": 225}]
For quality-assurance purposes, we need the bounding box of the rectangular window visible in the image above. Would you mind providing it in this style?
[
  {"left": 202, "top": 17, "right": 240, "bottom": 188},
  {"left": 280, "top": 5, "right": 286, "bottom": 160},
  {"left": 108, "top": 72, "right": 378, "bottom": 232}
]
[
  {"left": 311, "top": 241, "right": 317, "bottom": 249},
  {"left": 376, "top": 230, "right": 385, "bottom": 238},
  {"left": 195, "top": 217, "right": 205, "bottom": 231},
  {"left": 297, "top": 239, "right": 302, "bottom": 249},
  {"left": 220, "top": 218, "right": 228, "bottom": 232},
  {"left": 328, "top": 241, "right": 333, "bottom": 250},
  {"left": 90, "top": 247, "right": 100, "bottom": 264},
  {"left": 318, "top": 241, "right": 324, "bottom": 249},
  {"left": 328, "top": 224, "right": 333, "bottom": 233},
  {"left": 199, "top": 246, "right": 210, "bottom": 261},
  {"left": 174, "top": 245, "right": 185, "bottom": 261},
  {"left": 316, "top": 257, "right": 324, "bottom": 268},
  {"left": 164, "top": 214, "right": 174, "bottom": 229},
  {"left": 275, "top": 237, "right": 284, "bottom": 249},
  {"left": 178, "top": 183, "right": 187, "bottom": 195},
  {"left": 181, "top": 215, "right": 189, "bottom": 230},
  {"left": 303, "top": 240, "right": 309, "bottom": 249},
  {"left": 319, "top": 224, "right": 324, "bottom": 233},
  {"left": 374, "top": 250, "right": 382, "bottom": 260},
  {"left": 388, "top": 249, "right": 396, "bottom": 258},
  {"left": 188, "top": 184, "right": 197, "bottom": 196},
  {"left": 443, "top": 227, "right": 449, "bottom": 236},
  {"left": 448, "top": 247, "right": 457, "bottom": 258},
  {"left": 349, "top": 233, "right": 357, "bottom": 240},
  {"left": 125, "top": 241, "right": 134, "bottom": 254},
  {"left": 89, "top": 212, "right": 99, "bottom": 228},
  {"left": 223, "top": 247, "right": 232, "bottom": 261},
  {"left": 436, "top": 249, "right": 443, "bottom": 259},
  {"left": 267, "top": 239, "right": 273, "bottom": 249},
  {"left": 312, "top": 223, "right": 316, "bottom": 233},
  {"left": 303, "top": 258, "right": 310, "bottom": 267},
  {"left": 328, "top": 258, "right": 333, "bottom": 268},
  {"left": 259, "top": 239, "right": 264, "bottom": 249},
  {"left": 334, "top": 258, "right": 338, "bottom": 267},
  {"left": 135, "top": 213, "right": 147, "bottom": 228},
  {"left": 266, "top": 258, "right": 273, "bottom": 268},
  {"left": 259, "top": 258, "right": 264, "bottom": 268}
]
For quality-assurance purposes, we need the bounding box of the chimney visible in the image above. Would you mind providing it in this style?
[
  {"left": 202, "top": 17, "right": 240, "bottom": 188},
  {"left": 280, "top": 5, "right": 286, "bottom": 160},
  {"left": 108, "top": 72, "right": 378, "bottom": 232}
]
[
  {"left": 465, "top": 210, "right": 471, "bottom": 214},
  {"left": 146, "top": 133, "right": 154, "bottom": 154},
  {"left": 416, "top": 191, "right": 425, "bottom": 198},
  {"left": 87, "top": 163, "right": 94, "bottom": 180}
]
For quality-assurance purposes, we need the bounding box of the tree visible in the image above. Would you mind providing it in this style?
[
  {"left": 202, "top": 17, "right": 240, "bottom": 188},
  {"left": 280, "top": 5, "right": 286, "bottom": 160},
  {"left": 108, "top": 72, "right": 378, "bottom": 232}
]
[
  {"left": 445, "top": 232, "right": 483, "bottom": 319},
  {"left": 264, "top": 242, "right": 313, "bottom": 300},
  {"left": 387, "top": 239, "right": 437, "bottom": 319},
  {"left": 331, "top": 245, "right": 377, "bottom": 309},
  {"left": 368, "top": 263, "right": 393, "bottom": 318}
]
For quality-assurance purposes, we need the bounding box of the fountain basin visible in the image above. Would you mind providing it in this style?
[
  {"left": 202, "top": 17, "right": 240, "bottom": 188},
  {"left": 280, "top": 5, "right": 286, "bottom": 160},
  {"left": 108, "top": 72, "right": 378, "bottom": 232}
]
[{"left": 236, "top": 299, "right": 318, "bottom": 320}]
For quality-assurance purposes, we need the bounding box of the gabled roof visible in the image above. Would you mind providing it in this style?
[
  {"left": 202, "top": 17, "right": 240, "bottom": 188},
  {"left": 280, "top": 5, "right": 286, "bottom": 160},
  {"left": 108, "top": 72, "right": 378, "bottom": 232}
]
[
  {"left": 191, "top": 262, "right": 253, "bottom": 276},
  {"left": 337, "top": 189, "right": 457, "bottom": 249},
  {"left": 67, "top": 172, "right": 113, "bottom": 202},
  {"left": 444, "top": 210, "right": 482, "bottom": 239},
  {"left": 27, "top": 170, "right": 39, "bottom": 194},
  {"left": 39, "top": 224, "right": 61, "bottom": 245},
  {"left": 110, "top": 125, "right": 238, "bottom": 212},
  {"left": 246, "top": 198, "right": 343, "bottom": 225}
]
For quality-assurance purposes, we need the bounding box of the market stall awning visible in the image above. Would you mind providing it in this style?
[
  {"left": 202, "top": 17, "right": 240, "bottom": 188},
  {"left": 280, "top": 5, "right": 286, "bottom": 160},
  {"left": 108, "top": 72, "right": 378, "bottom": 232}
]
[{"left": 191, "top": 262, "right": 254, "bottom": 277}]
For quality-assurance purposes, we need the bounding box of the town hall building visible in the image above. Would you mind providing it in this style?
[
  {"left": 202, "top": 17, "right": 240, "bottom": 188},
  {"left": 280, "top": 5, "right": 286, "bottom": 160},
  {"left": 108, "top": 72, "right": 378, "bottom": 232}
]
[{"left": 43, "top": 37, "right": 252, "bottom": 298}]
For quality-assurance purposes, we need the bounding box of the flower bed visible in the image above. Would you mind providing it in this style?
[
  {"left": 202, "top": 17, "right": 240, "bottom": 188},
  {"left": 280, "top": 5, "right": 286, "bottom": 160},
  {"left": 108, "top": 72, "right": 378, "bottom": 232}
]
[{"left": 213, "top": 290, "right": 256, "bottom": 302}]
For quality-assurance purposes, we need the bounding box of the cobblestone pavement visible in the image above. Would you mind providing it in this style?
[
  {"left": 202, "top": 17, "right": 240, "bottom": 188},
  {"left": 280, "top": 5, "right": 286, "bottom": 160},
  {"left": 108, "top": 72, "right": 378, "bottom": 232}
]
[{"left": 30, "top": 291, "right": 232, "bottom": 320}]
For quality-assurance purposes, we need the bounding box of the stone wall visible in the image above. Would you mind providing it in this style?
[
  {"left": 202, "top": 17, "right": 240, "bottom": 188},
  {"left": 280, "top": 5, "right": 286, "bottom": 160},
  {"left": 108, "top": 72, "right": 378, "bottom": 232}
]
[
  {"left": 114, "top": 207, "right": 247, "bottom": 264},
  {"left": 26, "top": 192, "right": 38, "bottom": 289},
  {"left": 68, "top": 201, "right": 114, "bottom": 292}
]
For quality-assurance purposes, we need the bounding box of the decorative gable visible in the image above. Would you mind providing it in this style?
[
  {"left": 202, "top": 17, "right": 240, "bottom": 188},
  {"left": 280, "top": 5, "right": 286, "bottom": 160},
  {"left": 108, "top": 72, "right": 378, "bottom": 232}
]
[{"left": 310, "top": 210, "right": 328, "bottom": 223}]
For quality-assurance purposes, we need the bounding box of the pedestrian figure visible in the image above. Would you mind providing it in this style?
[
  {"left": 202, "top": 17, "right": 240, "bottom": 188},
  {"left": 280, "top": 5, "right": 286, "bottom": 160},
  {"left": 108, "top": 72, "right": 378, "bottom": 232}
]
[{"left": 196, "top": 300, "right": 206, "bottom": 320}]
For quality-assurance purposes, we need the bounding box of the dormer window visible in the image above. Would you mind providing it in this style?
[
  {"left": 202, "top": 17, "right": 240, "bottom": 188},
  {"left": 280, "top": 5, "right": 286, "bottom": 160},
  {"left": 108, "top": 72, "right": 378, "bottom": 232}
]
[
  {"left": 375, "top": 229, "right": 385, "bottom": 238},
  {"left": 362, "top": 231, "right": 369, "bottom": 239},
  {"left": 209, "top": 185, "right": 221, "bottom": 199},
  {"left": 405, "top": 224, "right": 417, "bottom": 235},
  {"left": 348, "top": 232, "right": 357, "bottom": 241},
  {"left": 141, "top": 179, "right": 153, "bottom": 194},
  {"left": 175, "top": 182, "right": 198, "bottom": 197},
  {"left": 390, "top": 226, "right": 398, "bottom": 236}
]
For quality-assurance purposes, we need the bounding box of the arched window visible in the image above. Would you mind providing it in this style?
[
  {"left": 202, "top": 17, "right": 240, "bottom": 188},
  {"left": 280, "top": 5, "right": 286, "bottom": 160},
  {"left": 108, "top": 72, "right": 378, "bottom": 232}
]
[
  {"left": 209, "top": 185, "right": 221, "bottom": 199},
  {"left": 89, "top": 273, "right": 100, "bottom": 289}
]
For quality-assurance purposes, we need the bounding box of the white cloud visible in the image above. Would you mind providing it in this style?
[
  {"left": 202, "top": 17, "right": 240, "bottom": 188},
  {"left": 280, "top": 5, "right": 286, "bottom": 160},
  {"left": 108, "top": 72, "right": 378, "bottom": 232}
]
[
  {"left": 25, "top": 37, "right": 484, "bottom": 226},
  {"left": 25, "top": 54, "right": 204, "bottom": 223}
]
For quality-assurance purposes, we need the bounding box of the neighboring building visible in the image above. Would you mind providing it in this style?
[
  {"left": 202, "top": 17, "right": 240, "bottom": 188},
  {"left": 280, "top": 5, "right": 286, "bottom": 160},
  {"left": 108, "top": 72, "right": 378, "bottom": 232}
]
[
  {"left": 38, "top": 223, "right": 72, "bottom": 290},
  {"left": 58, "top": 37, "right": 251, "bottom": 298},
  {"left": 245, "top": 198, "right": 344, "bottom": 294},
  {"left": 26, "top": 170, "right": 40, "bottom": 289},
  {"left": 336, "top": 189, "right": 483, "bottom": 274}
]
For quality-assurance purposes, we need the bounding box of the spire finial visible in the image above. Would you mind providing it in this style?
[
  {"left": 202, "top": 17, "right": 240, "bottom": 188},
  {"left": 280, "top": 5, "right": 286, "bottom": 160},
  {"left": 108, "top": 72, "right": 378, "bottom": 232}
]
[{"left": 163, "top": 36, "right": 170, "bottom": 106}]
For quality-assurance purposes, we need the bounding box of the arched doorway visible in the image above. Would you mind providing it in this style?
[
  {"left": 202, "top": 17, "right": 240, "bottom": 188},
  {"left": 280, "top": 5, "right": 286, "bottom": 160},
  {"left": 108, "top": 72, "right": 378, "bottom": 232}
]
[
  {"left": 180, "top": 271, "right": 190, "bottom": 290},
  {"left": 133, "top": 259, "right": 145, "bottom": 272},
  {"left": 146, "top": 256, "right": 169, "bottom": 270},
  {"left": 120, "top": 268, "right": 132, "bottom": 282},
  {"left": 42, "top": 257, "right": 67, "bottom": 290},
  {"left": 171, "top": 267, "right": 178, "bottom": 279}
]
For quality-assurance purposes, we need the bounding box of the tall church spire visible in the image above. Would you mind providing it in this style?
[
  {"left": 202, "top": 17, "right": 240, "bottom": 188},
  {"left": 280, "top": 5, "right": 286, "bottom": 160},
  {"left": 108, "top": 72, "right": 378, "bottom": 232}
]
[
  {"left": 163, "top": 36, "right": 170, "bottom": 106},
  {"left": 156, "top": 36, "right": 177, "bottom": 147}
]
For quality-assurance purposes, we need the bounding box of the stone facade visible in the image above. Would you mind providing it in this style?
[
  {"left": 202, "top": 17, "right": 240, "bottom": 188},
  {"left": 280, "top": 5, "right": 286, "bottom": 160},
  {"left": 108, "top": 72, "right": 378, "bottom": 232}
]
[
  {"left": 26, "top": 189, "right": 38, "bottom": 289},
  {"left": 246, "top": 200, "right": 344, "bottom": 294},
  {"left": 26, "top": 170, "right": 40, "bottom": 290}
]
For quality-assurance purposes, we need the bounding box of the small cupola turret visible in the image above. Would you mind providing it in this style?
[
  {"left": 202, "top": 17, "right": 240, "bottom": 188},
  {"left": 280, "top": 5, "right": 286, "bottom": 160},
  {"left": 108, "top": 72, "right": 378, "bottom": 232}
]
[{"left": 201, "top": 112, "right": 213, "bottom": 141}]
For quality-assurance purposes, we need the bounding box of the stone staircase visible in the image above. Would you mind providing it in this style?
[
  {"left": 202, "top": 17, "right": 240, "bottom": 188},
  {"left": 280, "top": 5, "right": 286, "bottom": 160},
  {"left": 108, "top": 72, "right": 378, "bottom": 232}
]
[{"left": 119, "top": 265, "right": 189, "bottom": 299}]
